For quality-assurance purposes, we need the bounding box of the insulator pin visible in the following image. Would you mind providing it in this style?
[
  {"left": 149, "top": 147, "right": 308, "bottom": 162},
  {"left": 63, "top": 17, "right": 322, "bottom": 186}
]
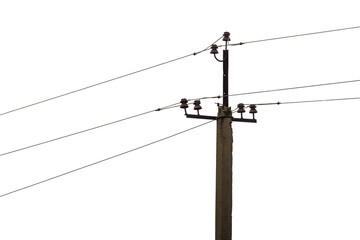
[
  {"left": 223, "top": 32, "right": 231, "bottom": 42},
  {"left": 180, "top": 98, "right": 189, "bottom": 109},
  {"left": 237, "top": 103, "right": 245, "bottom": 118},
  {"left": 249, "top": 104, "right": 257, "bottom": 119},
  {"left": 210, "top": 44, "right": 219, "bottom": 54},
  {"left": 180, "top": 98, "right": 189, "bottom": 114},
  {"left": 193, "top": 100, "right": 202, "bottom": 115}
]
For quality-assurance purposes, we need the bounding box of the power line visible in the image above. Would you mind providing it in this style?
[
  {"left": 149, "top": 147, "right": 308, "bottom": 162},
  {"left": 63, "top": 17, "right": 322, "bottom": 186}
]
[
  {"left": 0, "top": 103, "right": 180, "bottom": 158},
  {"left": 228, "top": 79, "right": 360, "bottom": 97},
  {"left": 187, "top": 79, "right": 360, "bottom": 101},
  {"left": 252, "top": 96, "right": 360, "bottom": 106},
  {"left": 229, "top": 26, "right": 360, "bottom": 46},
  {"left": 0, "top": 36, "right": 222, "bottom": 117},
  {"left": 0, "top": 119, "right": 215, "bottom": 198}
]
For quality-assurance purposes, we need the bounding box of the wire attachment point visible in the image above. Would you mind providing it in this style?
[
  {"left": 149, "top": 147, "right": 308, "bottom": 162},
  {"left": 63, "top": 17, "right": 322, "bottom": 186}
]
[
  {"left": 237, "top": 103, "right": 246, "bottom": 119},
  {"left": 180, "top": 98, "right": 189, "bottom": 115},
  {"left": 194, "top": 100, "right": 202, "bottom": 115},
  {"left": 249, "top": 104, "right": 257, "bottom": 119}
]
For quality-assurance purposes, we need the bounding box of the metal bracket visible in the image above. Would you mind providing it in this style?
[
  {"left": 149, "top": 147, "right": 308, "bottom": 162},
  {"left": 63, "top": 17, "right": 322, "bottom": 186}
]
[
  {"left": 185, "top": 114, "right": 256, "bottom": 123},
  {"left": 214, "top": 54, "right": 227, "bottom": 62},
  {"left": 186, "top": 114, "right": 217, "bottom": 120},
  {"left": 232, "top": 117, "right": 257, "bottom": 123}
]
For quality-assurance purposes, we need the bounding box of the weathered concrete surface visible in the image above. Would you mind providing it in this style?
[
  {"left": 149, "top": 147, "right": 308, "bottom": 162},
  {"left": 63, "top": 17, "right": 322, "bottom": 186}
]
[{"left": 216, "top": 106, "right": 233, "bottom": 240}]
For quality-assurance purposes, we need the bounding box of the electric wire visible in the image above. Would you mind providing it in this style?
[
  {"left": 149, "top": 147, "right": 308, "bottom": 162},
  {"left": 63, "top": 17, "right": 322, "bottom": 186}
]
[
  {"left": 0, "top": 36, "right": 223, "bottom": 117},
  {"left": 196, "top": 35, "right": 224, "bottom": 54},
  {"left": 228, "top": 79, "right": 360, "bottom": 98},
  {"left": 252, "top": 96, "right": 360, "bottom": 106},
  {"left": 0, "top": 103, "right": 181, "bottom": 158},
  {"left": 230, "top": 25, "right": 360, "bottom": 46},
  {"left": 186, "top": 79, "right": 360, "bottom": 102},
  {"left": 0, "top": 119, "right": 215, "bottom": 198}
]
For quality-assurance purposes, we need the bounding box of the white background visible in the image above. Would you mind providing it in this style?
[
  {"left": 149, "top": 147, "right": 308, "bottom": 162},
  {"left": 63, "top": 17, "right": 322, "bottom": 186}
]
[{"left": 0, "top": 1, "right": 359, "bottom": 239}]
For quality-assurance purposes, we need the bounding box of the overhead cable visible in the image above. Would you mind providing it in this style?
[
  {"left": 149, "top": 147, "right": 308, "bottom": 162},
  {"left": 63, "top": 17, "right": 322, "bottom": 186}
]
[
  {"left": 230, "top": 25, "right": 360, "bottom": 46},
  {"left": 228, "top": 79, "right": 360, "bottom": 97},
  {"left": 0, "top": 120, "right": 215, "bottom": 198},
  {"left": 252, "top": 96, "right": 360, "bottom": 106},
  {"left": 0, "top": 36, "right": 222, "bottom": 117},
  {"left": 0, "top": 102, "right": 180, "bottom": 158},
  {"left": 188, "top": 79, "right": 360, "bottom": 101}
]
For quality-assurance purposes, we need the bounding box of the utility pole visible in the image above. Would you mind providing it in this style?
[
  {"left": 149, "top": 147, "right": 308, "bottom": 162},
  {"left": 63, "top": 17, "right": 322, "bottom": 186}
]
[
  {"left": 180, "top": 32, "right": 257, "bottom": 240},
  {"left": 215, "top": 32, "right": 232, "bottom": 240},
  {"left": 215, "top": 105, "right": 233, "bottom": 240}
]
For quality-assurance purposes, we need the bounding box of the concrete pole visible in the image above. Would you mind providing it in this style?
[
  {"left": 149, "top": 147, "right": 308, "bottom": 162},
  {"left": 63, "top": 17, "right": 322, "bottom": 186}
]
[{"left": 215, "top": 106, "right": 233, "bottom": 240}]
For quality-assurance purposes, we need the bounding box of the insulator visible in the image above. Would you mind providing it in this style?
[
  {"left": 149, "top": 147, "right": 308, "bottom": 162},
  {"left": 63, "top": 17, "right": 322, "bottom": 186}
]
[
  {"left": 180, "top": 98, "right": 189, "bottom": 109},
  {"left": 194, "top": 100, "right": 202, "bottom": 111},
  {"left": 249, "top": 104, "right": 257, "bottom": 114},
  {"left": 210, "top": 44, "right": 219, "bottom": 54},
  {"left": 237, "top": 103, "right": 245, "bottom": 113},
  {"left": 223, "top": 32, "right": 231, "bottom": 42}
]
